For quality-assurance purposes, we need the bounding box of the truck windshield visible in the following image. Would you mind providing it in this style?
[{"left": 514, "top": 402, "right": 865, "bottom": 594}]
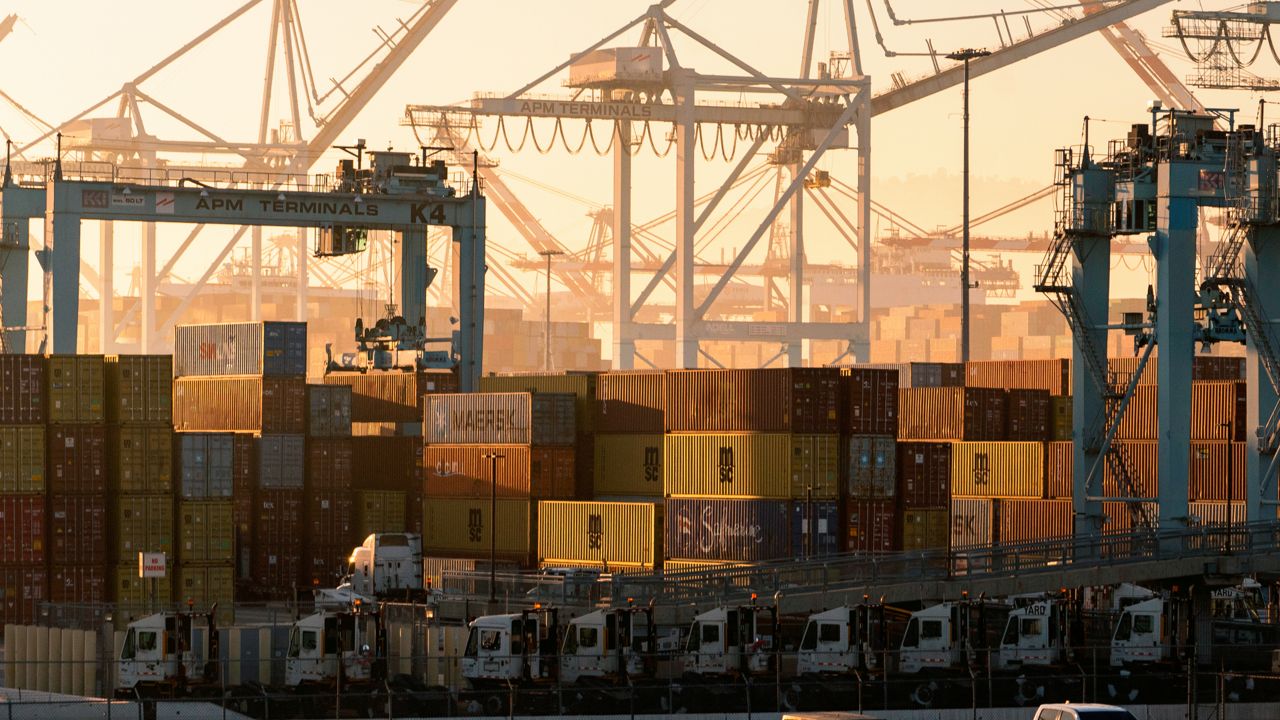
[
  {"left": 121, "top": 628, "right": 137, "bottom": 660},
  {"left": 799, "top": 622, "right": 817, "bottom": 651},
  {"left": 464, "top": 628, "right": 479, "bottom": 657},
  {"left": 686, "top": 622, "right": 701, "bottom": 652},
  {"left": 287, "top": 627, "right": 300, "bottom": 658}
]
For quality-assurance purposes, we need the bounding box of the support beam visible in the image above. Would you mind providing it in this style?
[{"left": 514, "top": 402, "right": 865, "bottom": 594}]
[
  {"left": 141, "top": 222, "right": 156, "bottom": 352},
  {"left": 673, "top": 69, "right": 698, "bottom": 368},
  {"left": 0, "top": 218, "right": 29, "bottom": 352},
  {"left": 1246, "top": 229, "right": 1280, "bottom": 521},
  {"left": 854, "top": 93, "right": 872, "bottom": 361},
  {"left": 251, "top": 226, "right": 262, "bottom": 322},
  {"left": 99, "top": 222, "right": 114, "bottom": 354},
  {"left": 1071, "top": 234, "right": 1110, "bottom": 544},
  {"left": 296, "top": 229, "right": 308, "bottom": 321},
  {"left": 612, "top": 121, "right": 635, "bottom": 369},
  {"left": 44, "top": 182, "right": 81, "bottom": 354},
  {"left": 456, "top": 199, "right": 487, "bottom": 392},
  {"left": 787, "top": 162, "right": 805, "bottom": 366},
  {"left": 401, "top": 227, "right": 428, "bottom": 328}
]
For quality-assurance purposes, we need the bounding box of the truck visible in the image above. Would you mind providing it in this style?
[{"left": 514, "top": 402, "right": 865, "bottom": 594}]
[
  {"left": 459, "top": 605, "right": 562, "bottom": 715},
  {"left": 317, "top": 532, "right": 429, "bottom": 607},
  {"left": 559, "top": 603, "right": 678, "bottom": 713},
  {"left": 785, "top": 602, "right": 907, "bottom": 711},
  {"left": 675, "top": 598, "right": 782, "bottom": 713},
  {"left": 284, "top": 599, "right": 391, "bottom": 716},
  {"left": 115, "top": 603, "right": 221, "bottom": 700}
]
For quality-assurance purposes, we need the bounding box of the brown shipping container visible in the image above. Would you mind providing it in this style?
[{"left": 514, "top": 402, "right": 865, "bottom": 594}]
[
  {"left": 306, "top": 385, "right": 353, "bottom": 437},
  {"left": 663, "top": 433, "right": 839, "bottom": 499},
  {"left": 351, "top": 436, "right": 417, "bottom": 491},
  {"left": 1005, "top": 389, "right": 1050, "bottom": 442},
  {"left": 306, "top": 492, "right": 354, "bottom": 583},
  {"left": 844, "top": 368, "right": 899, "bottom": 435},
  {"left": 846, "top": 436, "right": 896, "bottom": 499},
  {"left": 1189, "top": 442, "right": 1246, "bottom": 501},
  {"left": 897, "top": 442, "right": 951, "bottom": 508},
  {"left": 1110, "top": 356, "right": 1245, "bottom": 386},
  {"left": 307, "top": 438, "right": 353, "bottom": 493},
  {"left": 172, "top": 376, "right": 307, "bottom": 433},
  {"left": 323, "top": 370, "right": 458, "bottom": 423},
  {"left": 105, "top": 355, "right": 172, "bottom": 424},
  {"left": 1050, "top": 396, "right": 1072, "bottom": 442},
  {"left": 1188, "top": 500, "right": 1245, "bottom": 526},
  {"left": 1000, "top": 499, "right": 1072, "bottom": 544},
  {"left": 481, "top": 373, "right": 598, "bottom": 433},
  {"left": 1046, "top": 441, "right": 1072, "bottom": 499},
  {"left": 593, "top": 433, "right": 663, "bottom": 498},
  {"left": 0, "top": 567, "right": 46, "bottom": 624},
  {"left": 1045, "top": 441, "right": 1159, "bottom": 500},
  {"left": 950, "top": 497, "right": 995, "bottom": 550},
  {"left": 965, "top": 359, "right": 1070, "bottom": 395},
  {"left": 664, "top": 368, "right": 841, "bottom": 433},
  {"left": 178, "top": 500, "right": 235, "bottom": 563},
  {"left": 424, "top": 445, "right": 575, "bottom": 499},
  {"left": 115, "top": 495, "right": 174, "bottom": 562},
  {"left": 595, "top": 371, "right": 664, "bottom": 433},
  {"left": 252, "top": 489, "right": 306, "bottom": 592},
  {"left": 47, "top": 425, "right": 107, "bottom": 495},
  {"left": 0, "top": 495, "right": 44, "bottom": 565},
  {"left": 0, "top": 355, "right": 45, "bottom": 425},
  {"left": 425, "top": 393, "right": 576, "bottom": 446},
  {"left": 47, "top": 355, "right": 105, "bottom": 423},
  {"left": 1116, "top": 382, "right": 1246, "bottom": 441},
  {"left": 50, "top": 565, "right": 108, "bottom": 604},
  {"left": 898, "top": 388, "right": 1006, "bottom": 441},
  {"left": 537, "top": 500, "right": 662, "bottom": 569},
  {"left": 49, "top": 494, "right": 107, "bottom": 565},
  {"left": 1100, "top": 501, "right": 1158, "bottom": 535},
  {"left": 0, "top": 426, "right": 45, "bottom": 494},
  {"left": 845, "top": 499, "right": 899, "bottom": 553},
  {"left": 949, "top": 442, "right": 1044, "bottom": 499},
  {"left": 902, "top": 508, "right": 949, "bottom": 551},
  {"left": 110, "top": 425, "right": 173, "bottom": 494},
  {"left": 862, "top": 362, "right": 962, "bottom": 389},
  {"left": 422, "top": 497, "right": 536, "bottom": 565}
]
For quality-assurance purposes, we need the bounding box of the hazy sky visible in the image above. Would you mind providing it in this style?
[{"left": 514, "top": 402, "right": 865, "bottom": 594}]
[{"left": 0, "top": 0, "right": 1271, "bottom": 306}]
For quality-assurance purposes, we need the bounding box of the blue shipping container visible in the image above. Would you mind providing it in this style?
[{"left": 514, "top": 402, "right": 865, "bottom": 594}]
[
  {"left": 791, "top": 501, "right": 839, "bottom": 558},
  {"left": 664, "top": 498, "right": 790, "bottom": 562},
  {"left": 179, "top": 433, "right": 234, "bottom": 498}
]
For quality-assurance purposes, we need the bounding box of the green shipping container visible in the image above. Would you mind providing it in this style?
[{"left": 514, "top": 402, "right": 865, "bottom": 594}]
[
  {"left": 593, "top": 434, "right": 664, "bottom": 498},
  {"left": 176, "top": 564, "right": 235, "bottom": 624},
  {"left": 106, "top": 355, "right": 173, "bottom": 424},
  {"left": 355, "top": 490, "right": 407, "bottom": 539},
  {"left": 114, "top": 564, "right": 173, "bottom": 606},
  {"left": 115, "top": 495, "right": 174, "bottom": 562},
  {"left": 1050, "top": 395, "right": 1072, "bottom": 442},
  {"left": 0, "top": 425, "right": 44, "bottom": 493},
  {"left": 47, "top": 355, "right": 106, "bottom": 423},
  {"left": 901, "top": 508, "right": 949, "bottom": 551},
  {"left": 178, "top": 500, "right": 235, "bottom": 563},
  {"left": 110, "top": 426, "right": 174, "bottom": 494},
  {"left": 663, "top": 433, "right": 839, "bottom": 499},
  {"left": 422, "top": 497, "right": 535, "bottom": 565}
]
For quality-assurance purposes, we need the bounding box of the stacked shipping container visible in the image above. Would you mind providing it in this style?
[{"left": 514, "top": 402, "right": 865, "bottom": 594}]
[
  {"left": 842, "top": 368, "right": 900, "bottom": 554},
  {"left": 303, "top": 384, "right": 354, "bottom": 589},
  {"left": 0, "top": 356, "right": 46, "bottom": 623}
]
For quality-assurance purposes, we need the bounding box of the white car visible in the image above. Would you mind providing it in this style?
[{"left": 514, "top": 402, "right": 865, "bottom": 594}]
[{"left": 1033, "top": 703, "right": 1138, "bottom": 720}]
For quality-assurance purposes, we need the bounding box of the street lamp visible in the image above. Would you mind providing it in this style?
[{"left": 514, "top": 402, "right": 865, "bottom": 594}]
[
  {"left": 1221, "top": 420, "right": 1235, "bottom": 554},
  {"left": 946, "top": 48, "right": 991, "bottom": 364},
  {"left": 538, "top": 249, "right": 563, "bottom": 372},
  {"left": 481, "top": 452, "right": 505, "bottom": 603}
]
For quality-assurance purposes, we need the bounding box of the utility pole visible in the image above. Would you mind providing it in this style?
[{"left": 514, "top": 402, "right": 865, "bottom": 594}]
[
  {"left": 482, "top": 452, "right": 505, "bottom": 605},
  {"left": 947, "top": 48, "right": 990, "bottom": 364},
  {"left": 539, "top": 249, "right": 562, "bottom": 371}
]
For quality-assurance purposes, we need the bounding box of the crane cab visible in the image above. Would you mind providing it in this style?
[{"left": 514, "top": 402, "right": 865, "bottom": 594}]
[
  {"left": 285, "top": 604, "right": 385, "bottom": 686},
  {"left": 461, "top": 607, "right": 561, "bottom": 686},
  {"left": 560, "top": 606, "right": 657, "bottom": 683},
  {"left": 682, "top": 602, "right": 778, "bottom": 678}
]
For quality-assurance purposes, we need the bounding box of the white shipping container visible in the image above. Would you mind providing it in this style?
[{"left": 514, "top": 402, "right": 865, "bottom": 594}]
[{"left": 425, "top": 393, "right": 575, "bottom": 445}]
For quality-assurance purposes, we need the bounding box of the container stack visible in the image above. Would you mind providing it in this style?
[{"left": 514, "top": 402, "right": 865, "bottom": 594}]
[
  {"left": 592, "top": 371, "right": 665, "bottom": 500},
  {"left": 662, "top": 369, "right": 842, "bottom": 569},
  {"left": 423, "top": 392, "right": 577, "bottom": 568},
  {"left": 46, "top": 355, "right": 109, "bottom": 606},
  {"left": 842, "top": 368, "right": 900, "bottom": 554},
  {"left": 0, "top": 355, "right": 46, "bottom": 624},
  {"left": 106, "top": 355, "right": 175, "bottom": 608},
  {"left": 302, "top": 384, "right": 354, "bottom": 590}
]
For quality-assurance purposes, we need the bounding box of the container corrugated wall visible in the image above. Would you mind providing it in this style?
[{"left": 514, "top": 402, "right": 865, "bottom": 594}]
[
  {"left": 1116, "top": 382, "right": 1246, "bottom": 440},
  {"left": 898, "top": 388, "right": 1006, "bottom": 440},
  {"left": 792, "top": 501, "right": 840, "bottom": 557},
  {"left": 0, "top": 495, "right": 45, "bottom": 565},
  {"left": 50, "top": 566, "right": 107, "bottom": 604},
  {"left": 176, "top": 564, "right": 235, "bottom": 612},
  {"left": 115, "top": 495, "right": 173, "bottom": 561},
  {"left": 0, "top": 356, "right": 45, "bottom": 425},
  {"left": 425, "top": 393, "right": 575, "bottom": 445},
  {"left": 664, "top": 498, "right": 790, "bottom": 562},
  {"left": 251, "top": 489, "right": 305, "bottom": 591},
  {"left": 1050, "top": 396, "right": 1072, "bottom": 441},
  {"left": 172, "top": 377, "right": 307, "bottom": 433},
  {"left": 902, "top": 508, "right": 949, "bottom": 551},
  {"left": 48, "top": 495, "right": 107, "bottom": 565},
  {"left": 307, "top": 385, "right": 352, "bottom": 437},
  {"left": 174, "top": 321, "right": 307, "bottom": 377},
  {"left": 537, "top": 500, "right": 661, "bottom": 569},
  {"left": 0, "top": 426, "right": 44, "bottom": 493},
  {"left": 178, "top": 500, "right": 235, "bottom": 563},
  {"left": 1188, "top": 500, "right": 1245, "bottom": 526},
  {"left": 950, "top": 497, "right": 995, "bottom": 550},
  {"left": 862, "top": 362, "right": 962, "bottom": 388},
  {"left": 1005, "top": 389, "right": 1050, "bottom": 441},
  {"left": 663, "top": 433, "right": 839, "bottom": 499},
  {"left": 1046, "top": 441, "right": 1072, "bottom": 499},
  {"left": 1110, "top": 356, "right": 1245, "bottom": 385},
  {"left": 0, "top": 567, "right": 46, "bottom": 624},
  {"left": 350, "top": 436, "right": 418, "bottom": 491},
  {"left": 664, "top": 369, "right": 841, "bottom": 433},
  {"left": 480, "top": 373, "right": 597, "bottom": 433},
  {"left": 897, "top": 442, "right": 950, "bottom": 508},
  {"left": 47, "top": 425, "right": 107, "bottom": 495},
  {"left": 846, "top": 436, "right": 896, "bottom": 499},
  {"left": 306, "top": 438, "right": 353, "bottom": 492},
  {"left": 257, "top": 434, "right": 306, "bottom": 489},
  {"left": 422, "top": 498, "right": 535, "bottom": 564},
  {"left": 114, "top": 568, "right": 172, "bottom": 607},
  {"left": 964, "top": 359, "right": 1070, "bottom": 395},
  {"left": 47, "top": 355, "right": 105, "bottom": 423},
  {"left": 178, "top": 434, "right": 236, "bottom": 499},
  {"left": 1189, "top": 442, "right": 1246, "bottom": 501},
  {"left": 424, "top": 445, "right": 575, "bottom": 499},
  {"left": 1000, "top": 499, "right": 1072, "bottom": 544},
  {"left": 323, "top": 370, "right": 458, "bottom": 423},
  {"left": 844, "top": 368, "right": 899, "bottom": 435},
  {"left": 592, "top": 434, "right": 663, "bottom": 497},
  {"left": 105, "top": 355, "right": 172, "bottom": 424},
  {"left": 355, "top": 490, "right": 407, "bottom": 537},
  {"left": 844, "top": 499, "right": 898, "bottom": 553},
  {"left": 949, "top": 442, "right": 1044, "bottom": 498},
  {"left": 595, "top": 371, "right": 664, "bottom": 432},
  {"left": 110, "top": 426, "right": 172, "bottom": 494}
]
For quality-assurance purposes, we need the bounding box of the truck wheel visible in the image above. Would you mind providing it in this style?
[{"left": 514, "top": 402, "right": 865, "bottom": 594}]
[
  {"left": 483, "top": 693, "right": 506, "bottom": 716},
  {"left": 910, "top": 680, "right": 939, "bottom": 708},
  {"left": 1014, "top": 677, "right": 1045, "bottom": 706},
  {"left": 780, "top": 683, "right": 803, "bottom": 711}
]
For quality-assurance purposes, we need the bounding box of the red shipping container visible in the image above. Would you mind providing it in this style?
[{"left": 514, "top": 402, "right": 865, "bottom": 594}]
[
  {"left": 49, "top": 494, "right": 108, "bottom": 565},
  {"left": 595, "top": 371, "right": 665, "bottom": 433},
  {"left": 252, "top": 489, "right": 306, "bottom": 594},
  {"left": 844, "top": 368, "right": 899, "bottom": 436},
  {"left": 844, "top": 499, "right": 899, "bottom": 553},
  {"left": 351, "top": 436, "right": 417, "bottom": 492},
  {"left": 49, "top": 565, "right": 108, "bottom": 604},
  {"left": 897, "top": 442, "right": 951, "bottom": 508},
  {"left": 0, "top": 566, "right": 46, "bottom": 624},
  {"left": 424, "top": 445, "right": 575, "bottom": 499},
  {"left": 1005, "top": 389, "right": 1050, "bottom": 442},
  {"left": 47, "top": 425, "right": 107, "bottom": 495},
  {"left": 1189, "top": 442, "right": 1246, "bottom": 502},
  {"left": 898, "top": 388, "right": 1006, "bottom": 441},
  {"left": 999, "top": 499, "right": 1072, "bottom": 544},
  {"left": 305, "top": 492, "right": 353, "bottom": 586},
  {"left": 0, "top": 355, "right": 45, "bottom": 425},
  {"left": 0, "top": 495, "right": 45, "bottom": 565},
  {"left": 307, "top": 438, "right": 353, "bottom": 492},
  {"left": 663, "top": 368, "right": 841, "bottom": 433}
]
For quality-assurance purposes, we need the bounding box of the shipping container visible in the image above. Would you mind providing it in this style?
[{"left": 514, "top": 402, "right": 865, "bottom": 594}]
[
  {"left": 845, "top": 499, "right": 899, "bottom": 553},
  {"left": 949, "top": 442, "right": 1044, "bottom": 499},
  {"left": 1000, "top": 499, "right": 1072, "bottom": 544},
  {"left": 1188, "top": 500, "right": 1246, "bottom": 526},
  {"left": 114, "top": 565, "right": 172, "bottom": 607},
  {"left": 965, "top": 359, "right": 1070, "bottom": 395},
  {"left": 0, "top": 426, "right": 44, "bottom": 494},
  {"left": 172, "top": 376, "right": 307, "bottom": 433},
  {"left": 49, "top": 565, "right": 107, "bottom": 604},
  {"left": 663, "top": 433, "right": 839, "bottom": 499},
  {"left": 177, "top": 433, "right": 236, "bottom": 498},
  {"left": 592, "top": 433, "right": 663, "bottom": 497},
  {"left": 1005, "top": 389, "right": 1050, "bottom": 441},
  {"left": 350, "top": 436, "right": 417, "bottom": 491},
  {"left": 174, "top": 321, "right": 307, "bottom": 377},
  {"left": 105, "top": 355, "right": 172, "bottom": 424},
  {"left": 595, "top": 371, "right": 664, "bottom": 433},
  {"left": 1189, "top": 442, "right": 1246, "bottom": 501},
  {"left": 664, "top": 368, "right": 842, "bottom": 433},
  {"left": 0, "top": 567, "right": 45, "bottom": 624},
  {"left": 47, "top": 355, "right": 105, "bottom": 423},
  {"left": 355, "top": 490, "right": 407, "bottom": 539},
  {"left": 422, "top": 497, "right": 535, "bottom": 564},
  {"left": 1116, "top": 382, "right": 1246, "bottom": 441},
  {"left": 0, "top": 355, "right": 44, "bottom": 425},
  {"left": 1050, "top": 395, "right": 1072, "bottom": 442},
  {"left": 252, "top": 489, "right": 305, "bottom": 593},
  {"left": 47, "top": 425, "right": 107, "bottom": 495},
  {"left": 305, "top": 491, "right": 355, "bottom": 583},
  {"left": 49, "top": 495, "right": 107, "bottom": 565},
  {"left": 306, "top": 438, "right": 354, "bottom": 493},
  {"left": 664, "top": 497, "right": 790, "bottom": 562},
  {"left": 115, "top": 495, "right": 174, "bottom": 562},
  {"left": 897, "top": 442, "right": 951, "bottom": 508},
  {"left": 662, "top": 559, "right": 750, "bottom": 573},
  {"left": 843, "top": 368, "right": 899, "bottom": 435},
  {"left": 1046, "top": 441, "right": 1072, "bottom": 499},
  {"left": 424, "top": 557, "right": 519, "bottom": 592},
  {"left": 257, "top": 434, "right": 306, "bottom": 489},
  {"left": 898, "top": 388, "right": 1007, "bottom": 441},
  {"left": 176, "top": 564, "right": 236, "bottom": 609},
  {"left": 0, "top": 495, "right": 44, "bottom": 565},
  {"left": 792, "top": 500, "right": 840, "bottom": 558},
  {"left": 178, "top": 500, "right": 235, "bottom": 563},
  {"left": 862, "top": 362, "right": 962, "bottom": 389},
  {"left": 1044, "top": 441, "right": 1158, "bottom": 500},
  {"left": 307, "top": 384, "right": 352, "bottom": 437},
  {"left": 1110, "top": 356, "right": 1246, "bottom": 386},
  {"left": 424, "top": 445, "right": 575, "bottom": 499},
  {"left": 846, "top": 436, "right": 896, "bottom": 499},
  {"left": 109, "top": 425, "right": 172, "bottom": 494},
  {"left": 537, "top": 500, "right": 662, "bottom": 569},
  {"left": 1100, "top": 501, "right": 1158, "bottom": 535},
  {"left": 902, "top": 508, "right": 949, "bottom": 551},
  {"left": 481, "top": 373, "right": 598, "bottom": 433},
  {"left": 950, "top": 497, "right": 996, "bottom": 550},
  {"left": 425, "top": 393, "right": 576, "bottom": 446},
  {"left": 323, "top": 370, "right": 458, "bottom": 423}
]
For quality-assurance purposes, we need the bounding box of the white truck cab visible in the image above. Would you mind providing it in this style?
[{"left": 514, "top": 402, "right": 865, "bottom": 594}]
[
  {"left": 1109, "top": 597, "right": 1168, "bottom": 667},
  {"left": 1032, "top": 703, "right": 1137, "bottom": 720},
  {"left": 899, "top": 603, "right": 959, "bottom": 674},
  {"left": 997, "top": 599, "right": 1063, "bottom": 670},
  {"left": 116, "top": 608, "right": 217, "bottom": 695},
  {"left": 797, "top": 606, "right": 883, "bottom": 676},
  {"left": 285, "top": 605, "right": 382, "bottom": 686},
  {"left": 682, "top": 604, "right": 777, "bottom": 678},
  {"left": 461, "top": 607, "right": 560, "bottom": 686},
  {"left": 560, "top": 607, "right": 656, "bottom": 683},
  {"left": 347, "top": 533, "right": 424, "bottom": 597}
]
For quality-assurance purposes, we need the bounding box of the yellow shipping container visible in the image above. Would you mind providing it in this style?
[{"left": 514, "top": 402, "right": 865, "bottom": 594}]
[
  {"left": 663, "top": 433, "right": 839, "bottom": 499},
  {"left": 593, "top": 434, "right": 663, "bottom": 497},
  {"left": 176, "top": 563, "right": 235, "bottom": 623},
  {"left": 478, "top": 373, "right": 596, "bottom": 432},
  {"left": 116, "top": 495, "right": 174, "bottom": 562},
  {"left": 422, "top": 498, "right": 535, "bottom": 564},
  {"left": 47, "top": 355, "right": 105, "bottom": 423},
  {"left": 113, "top": 564, "right": 173, "bottom": 606},
  {"left": 178, "top": 500, "right": 235, "bottom": 563},
  {"left": 355, "top": 490, "right": 407, "bottom": 537},
  {"left": 949, "top": 442, "right": 1045, "bottom": 498},
  {"left": 0, "top": 426, "right": 44, "bottom": 493},
  {"left": 110, "top": 426, "right": 173, "bottom": 494},
  {"left": 537, "top": 501, "right": 662, "bottom": 569}
]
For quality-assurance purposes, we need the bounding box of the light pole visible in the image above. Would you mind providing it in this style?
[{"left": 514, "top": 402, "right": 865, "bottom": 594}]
[
  {"left": 481, "top": 452, "right": 505, "bottom": 604},
  {"left": 538, "top": 250, "right": 563, "bottom": 372},
  {"left": 1222, "top": 421, "right": 1234, "bottom": 554},
  {"left": 946, "top": 48, "right": 990, "bottom": 364}
]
